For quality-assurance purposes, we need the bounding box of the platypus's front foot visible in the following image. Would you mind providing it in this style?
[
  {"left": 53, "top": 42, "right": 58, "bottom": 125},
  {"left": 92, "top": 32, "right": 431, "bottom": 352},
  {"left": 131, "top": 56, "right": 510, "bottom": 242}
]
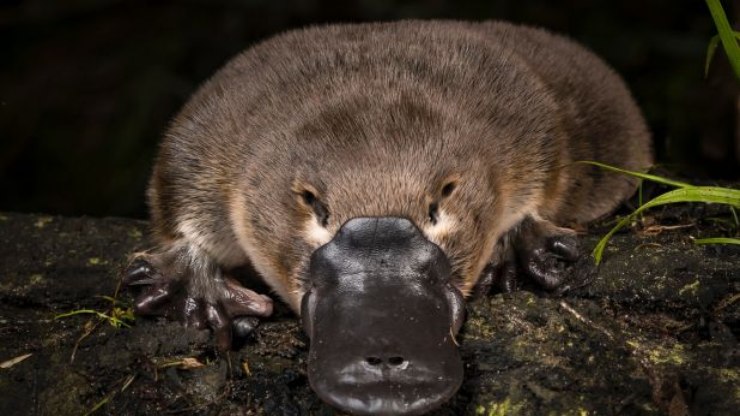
[
  {"left": 482, "top": 216, "right": 583, "bottom": 294},
  {"left": 124, "top": 249, "right": 273, "bottom": 351},
  {"left": 514, "top": 216, "right": 579, "bottom": 291}
]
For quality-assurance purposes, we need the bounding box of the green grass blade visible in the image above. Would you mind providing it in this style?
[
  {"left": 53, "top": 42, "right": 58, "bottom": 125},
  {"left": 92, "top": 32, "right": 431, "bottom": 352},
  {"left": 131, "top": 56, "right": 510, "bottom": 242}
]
[
  {"left": 592, "top": 215, "right": 634, "bottom": 264},
  {"left": 705, "top": 32, "right": 740, "bottom": 77},
  {"left": 54, "top": 309, "right": 102, "bottom": 319},
  {"left": 706, "top": 0, "right": 740, "bottom": 79},
  {"left": 577, "top": 161, "right": 692, "bottom": 188},
  {"left": 694, "top": 237, "right": 740, "bottom": 245},
  {"left": 705, "top": 35, "right": 721, "bottom": 77},
  {"left": 54, "top": 309, "right": 130, "bottom": 328},
  {"left": 635, "top": 186, "right": 740, "bottom": 210},
  {"left": 95, "top": 295, "right": 130, "bottom": 306},
  {"left": 593, "top": 186, "right": 740, "bottom": 264}
]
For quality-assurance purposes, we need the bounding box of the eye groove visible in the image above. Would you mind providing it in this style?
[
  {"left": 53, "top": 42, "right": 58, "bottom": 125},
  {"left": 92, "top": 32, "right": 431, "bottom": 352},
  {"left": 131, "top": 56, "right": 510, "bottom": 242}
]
[
  {"left": 428, "top": 202, "right": 439, "bottom": 225},
  {"left": 300, "top": 189, "right": 330, "bottom": 227},
  {"left": 428, "top": 180, "right": 456, "bottom": 225}
]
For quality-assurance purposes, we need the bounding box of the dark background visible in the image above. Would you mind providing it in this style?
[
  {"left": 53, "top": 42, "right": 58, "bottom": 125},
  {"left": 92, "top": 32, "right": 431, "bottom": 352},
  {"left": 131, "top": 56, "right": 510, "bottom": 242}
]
[{"left": 1, "top": 0, "right": 738, "bottom": 218}]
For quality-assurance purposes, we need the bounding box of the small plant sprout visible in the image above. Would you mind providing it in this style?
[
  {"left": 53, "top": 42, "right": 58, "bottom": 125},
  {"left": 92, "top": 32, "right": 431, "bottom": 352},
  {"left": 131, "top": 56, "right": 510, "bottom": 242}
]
[
  {"left": 54, "top": 308, "right": 134, "bottom": 328},
  {"left": 54, "top": 279, "right": 136, "bottom": 362},
  {"left": 578, "top": 161, "right": 740, "bottom": 265},
  {"left": 705, "top": 0, "right": 740, "bottom": 79}
]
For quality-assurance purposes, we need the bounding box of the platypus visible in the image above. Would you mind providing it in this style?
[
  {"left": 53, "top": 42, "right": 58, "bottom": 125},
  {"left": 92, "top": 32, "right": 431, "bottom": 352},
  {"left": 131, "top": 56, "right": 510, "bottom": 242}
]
[{"left": 125, "top": 20, "right": 652, "bottom": 415}]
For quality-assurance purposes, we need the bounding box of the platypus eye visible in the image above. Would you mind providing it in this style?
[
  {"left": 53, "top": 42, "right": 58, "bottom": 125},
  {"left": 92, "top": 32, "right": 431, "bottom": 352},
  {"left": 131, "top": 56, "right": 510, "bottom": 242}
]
[
  {"left": 301, "top": 190, "right": 316, "bottom": 206},
  {"left": 441, "top": 181, "right": 456, "bottom": 197},
  {"left": 301, "top": 190, "right": 330, "bottom": 227},
  {"left": 429, "top": 181, "right": 457, "bottom": 225}
]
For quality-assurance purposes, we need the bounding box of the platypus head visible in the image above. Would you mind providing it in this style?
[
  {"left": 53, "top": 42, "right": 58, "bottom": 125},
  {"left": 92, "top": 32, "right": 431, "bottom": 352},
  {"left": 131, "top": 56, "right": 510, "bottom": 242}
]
[
  {"left": 236, "top": 89, "right": 537, "bottom": 414},
  {"left": 301, "top": 216, "right": 465, "bottom": 415}
]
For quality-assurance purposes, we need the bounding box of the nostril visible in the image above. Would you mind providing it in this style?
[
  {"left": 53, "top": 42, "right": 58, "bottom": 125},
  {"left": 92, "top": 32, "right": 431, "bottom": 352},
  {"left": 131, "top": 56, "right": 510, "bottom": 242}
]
[
  {"left": 388, "top": 356, "right": 405, "bottom": 366},
  {"left": 365, "top": 356, "right": 382, "bottom": 366}
]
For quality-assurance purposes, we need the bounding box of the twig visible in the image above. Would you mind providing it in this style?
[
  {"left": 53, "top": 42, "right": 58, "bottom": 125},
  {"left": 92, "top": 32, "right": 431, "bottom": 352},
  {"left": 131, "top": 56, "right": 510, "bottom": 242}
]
[{"left": 558, "top": 301, "right": 614, "bottom": 340}]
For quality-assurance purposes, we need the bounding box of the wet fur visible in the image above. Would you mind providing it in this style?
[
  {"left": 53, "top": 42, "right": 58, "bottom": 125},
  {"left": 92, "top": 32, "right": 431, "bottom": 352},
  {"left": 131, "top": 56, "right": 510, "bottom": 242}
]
[{"left": 146, "top": 20, "right": 652, "bottom": 310}]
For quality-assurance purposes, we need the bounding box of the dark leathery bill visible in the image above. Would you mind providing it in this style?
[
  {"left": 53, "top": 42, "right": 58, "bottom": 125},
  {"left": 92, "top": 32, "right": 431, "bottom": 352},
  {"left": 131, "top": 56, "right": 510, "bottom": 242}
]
[{"left": 301, "top": 217, "right": 465, "bottom": 415}]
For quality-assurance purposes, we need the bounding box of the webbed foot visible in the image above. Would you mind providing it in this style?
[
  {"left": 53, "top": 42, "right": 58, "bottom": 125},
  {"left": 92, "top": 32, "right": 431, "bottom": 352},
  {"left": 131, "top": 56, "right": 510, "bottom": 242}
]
[
  {"left": 124, "top": 254, "right": 273, "bottom": 351},
  {"left": 514, "top": 216, "right": 579, "bottom": 291},
  {"left": 481, "top": 216, "right": 590, "bottom": 294}
]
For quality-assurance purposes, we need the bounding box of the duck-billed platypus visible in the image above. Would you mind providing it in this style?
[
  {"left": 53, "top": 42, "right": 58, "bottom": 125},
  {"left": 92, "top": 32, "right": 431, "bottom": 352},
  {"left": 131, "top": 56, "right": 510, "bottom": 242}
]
[{"left": 124, "top": 20, "right": 652, "bottom": 415}]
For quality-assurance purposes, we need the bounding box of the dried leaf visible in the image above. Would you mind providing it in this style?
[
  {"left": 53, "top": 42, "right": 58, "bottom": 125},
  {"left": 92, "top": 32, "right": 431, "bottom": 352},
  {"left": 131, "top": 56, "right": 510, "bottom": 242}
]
[
  {"left": 0, "top": 353, "right": 32, "bottom": 369},
  {"left": 180, "top": 357, "right": 205, "bottom": 369}
]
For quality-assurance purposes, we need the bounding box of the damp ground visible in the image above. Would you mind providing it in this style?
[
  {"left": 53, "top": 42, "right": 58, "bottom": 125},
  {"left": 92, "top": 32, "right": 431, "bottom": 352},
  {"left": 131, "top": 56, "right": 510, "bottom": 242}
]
[{"left": 0, "top": 205, "right": 737, "bottom": 415}]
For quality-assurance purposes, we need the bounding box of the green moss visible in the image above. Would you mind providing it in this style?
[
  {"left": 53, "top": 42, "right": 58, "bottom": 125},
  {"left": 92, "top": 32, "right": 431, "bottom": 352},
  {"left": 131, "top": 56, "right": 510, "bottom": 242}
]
[
  {"left": 29, "top": 273, "right": 45, "bottom": 285},
  {"left": 524, "top": 294, "right": 537, "bottom": 306},
  {"left": 625, "top": 339, "right": 641, "bottom": 350},
  {"left": 652, "top": 343, "right": 686, "bottom": 365},
  {"left": 647, "top": 342, "right": 687, "bottom": 365},
  {"left": 712, "top": 368, "right": 740, "bottom": 401},
  {"left": 627, "top": 338, "right": 688, "bottom": 366},
  {"left": 464, "top": 315, "right": 495, "bottom": 339},
  {"left": 476, "top": 398, "right": 522, "bottom": 416},
  {"left": 87, "top": 257, "right": 108, "bottom": 266},
  {"left": 717, "top": 368, "right": 739, "bottom": 383}
]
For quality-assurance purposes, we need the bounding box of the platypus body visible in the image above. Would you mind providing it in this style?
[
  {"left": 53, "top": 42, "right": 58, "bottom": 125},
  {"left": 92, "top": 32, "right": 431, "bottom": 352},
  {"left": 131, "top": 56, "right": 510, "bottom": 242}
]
[{"left": 126, "top": 20, "right": 652, "bottom": 415}]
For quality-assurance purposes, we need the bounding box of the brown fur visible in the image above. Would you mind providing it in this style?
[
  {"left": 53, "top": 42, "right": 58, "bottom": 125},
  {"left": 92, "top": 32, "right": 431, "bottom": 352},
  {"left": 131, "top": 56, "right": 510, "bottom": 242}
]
[{"left": 146, "top": 20, "right": 652, "bottom": 310}]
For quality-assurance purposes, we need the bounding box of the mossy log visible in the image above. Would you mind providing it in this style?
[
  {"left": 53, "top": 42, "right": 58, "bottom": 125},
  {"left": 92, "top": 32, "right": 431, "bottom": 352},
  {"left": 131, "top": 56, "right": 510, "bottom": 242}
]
[{"left": 0, "top": 212, "right": 737, "bottom": 415}]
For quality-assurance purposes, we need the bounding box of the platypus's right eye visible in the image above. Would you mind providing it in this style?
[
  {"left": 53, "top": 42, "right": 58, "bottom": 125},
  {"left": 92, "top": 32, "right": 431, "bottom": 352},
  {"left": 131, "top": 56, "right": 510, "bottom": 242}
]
[
  {"left": 441, "top": 181, "right": 456, "bottom": 197},
  {"left": 300, "top": 190, "right": 330, "bottom": 227}
]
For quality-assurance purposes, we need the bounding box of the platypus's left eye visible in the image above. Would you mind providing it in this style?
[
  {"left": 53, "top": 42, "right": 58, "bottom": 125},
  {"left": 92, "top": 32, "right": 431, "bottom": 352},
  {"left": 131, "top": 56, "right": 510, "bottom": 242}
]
[{"left": 300, "top": 189, "right": 330, "bottom": 227}]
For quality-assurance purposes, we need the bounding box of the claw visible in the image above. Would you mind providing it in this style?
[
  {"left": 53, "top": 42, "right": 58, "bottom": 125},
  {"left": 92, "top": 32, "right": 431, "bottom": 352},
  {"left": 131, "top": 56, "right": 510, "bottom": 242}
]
[
  {"left": 233, "top": 316, "right": 260, "bottom": 339},
  {"left": 182, "top": 297, "right": 207, "bottom": 329},
  {"left": 522, "top": 248, "right": 564, "bottom": 291},
  {"left": 473, "top": 265, "right": 495, "bottom": 296},
  {"left": 475, "top": 261, "right": 520, "bottom": 295},
  {"left": 133, "top": 279, "right": 181, "bottom": 315},
  {"left": 124, "top": 258, "right": 159, "bottom": 286},
  {"left": 510, "top": 216, "right": 580, "bottom": 291},
  {"left": 548, "top": 235, "right": 579, "bottom": 261},
  {"left": 222, "top": 278, "right": 274, "bottom": 318},
  {"left": 497, "top": 262, "right": 519, "bottom": 293},
  {"left": 205, "top": 303, "right": 232, "bottom": 352}
]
